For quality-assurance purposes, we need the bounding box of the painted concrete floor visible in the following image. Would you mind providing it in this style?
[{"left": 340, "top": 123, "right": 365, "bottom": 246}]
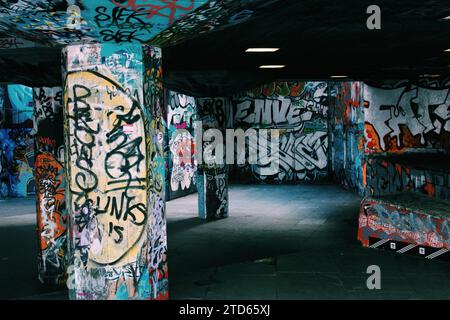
[{"left": 2, "top": 184, "right": 450, "bottom": 299}]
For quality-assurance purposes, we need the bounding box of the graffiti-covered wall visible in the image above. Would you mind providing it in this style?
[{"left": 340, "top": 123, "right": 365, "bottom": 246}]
[
  {"left": 365, "top": 155, "right": 450, "bottom": 201},
  {"left": 329, "top": 81, "right": 365, "bottom": 195},
  {"left": 363, "top": 80, "right": 450, "bottom": 201},
  {"left": 364, "top": 82, "right": 450, "bottom": 153},
  {"left": 0, "top": 84, "right": 35, "bottom": 198},
  {"left": 166, "top": 90, "right": 197, "bottom": 200},
  {"left": 63, "top": 44, "right": 168, "bottom": 300},
  {"left": 33, "top": 87, "right": 67, "bottom": 284},
  {"left": 329, "top": 80, "right": 450, "bottom": 200},
  {"left": 231, "top": 81, "right": 329, "bottom": 183}
]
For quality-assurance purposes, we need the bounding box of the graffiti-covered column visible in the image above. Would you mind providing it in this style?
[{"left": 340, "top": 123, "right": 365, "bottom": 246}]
[
  {"left": 195, "top": 97, "right": 230, "bottom": 220},
  {"left": 62, "top": 44, "right": 168, "bottom": 300},
  {"left": 166, "top": 91, "right": 198, "bottom": 200},
  {"left": 32, "top": 86, "right": 67, "bottom": 285}
]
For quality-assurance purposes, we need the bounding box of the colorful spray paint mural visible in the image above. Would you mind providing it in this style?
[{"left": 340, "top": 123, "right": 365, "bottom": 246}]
[
  {"left": 345, "top": 80, "right": 450, "bottom": 257},
  {"left": 328, "top": 80, "right": 450, "bottom": 200},
  {"left": 196, "top": 97, "right": 229, "bottom": 220},
  {"left": 361, "top": 81, "right": 450, "bottom": 200},
  {"left": 364, "top": 82, "right": 450, "bottom": 153},
  {"left": 358, "top": 194, "right": 450, "bottom": 260},
  {"left": 0, "top": 84, "right": 35, "bottom": 198},
  {"left": 63, "top": 43, "right": 168, "bottom": 300},
  {"left": 152, "top": 0, "right": 271, "bottom": 46},
  {"left": 231, "top": 81, "right": 329, "bottom": 183},
  {"left": 167, "top": 90, "right": 197, "bottom": 200},
  {"left": 0, "top": 0, "right": 208, "bottom": 45},
  {"left": 33, "top": 87, "right": 67, "bottom": 284},
  {"left": 329, "top": 81, "right": 365, "bottom": 195}
]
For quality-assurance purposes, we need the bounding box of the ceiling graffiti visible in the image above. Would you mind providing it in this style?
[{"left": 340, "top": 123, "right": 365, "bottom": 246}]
[
  {"left": 151, "top": 0, "right": 279, "bottom": 46},
  {"left": 0, "top": 0, "right": 210, "bottom": 46},
  {"left": 0, "top": 0, "right": 448, "bottom": 96}
]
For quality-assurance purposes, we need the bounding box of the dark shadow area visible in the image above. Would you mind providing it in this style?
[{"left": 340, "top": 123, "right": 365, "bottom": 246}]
[
  {"left": 167, "top": 217, "right": 207, "bottom": 235},
  {"left": 167, "top": 185, "right": 450, "bottom": 300},
  {"left": 2, "top": 185, "right": 450, "bottom": 299},
  {"left": 0, "top": 224, "right": 67, "bottom": 299}
]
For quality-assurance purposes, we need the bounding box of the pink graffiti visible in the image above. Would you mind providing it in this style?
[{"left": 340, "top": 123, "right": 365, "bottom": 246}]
[{"left": 111, "top": 0, "right": 195, "bottom": 24}]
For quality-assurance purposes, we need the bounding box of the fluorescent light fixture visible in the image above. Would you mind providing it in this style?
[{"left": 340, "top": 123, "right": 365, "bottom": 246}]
[
  {"left": 420, "top": 74, "right": 440, "bottom": 78},
  {"left": 330, "top": 75, "right": 348, "bottom": 78},
  {"left": 445, "top": 49, "right": 450, "bottom": 52},
  {"left": 259, "top": 65, "right": 286, "bottom": 69},
  {"left": 246, "top": 48, "right": 279, "bottom": 53},
  {"left": 443, "top": 16, "right": 450, "bottom": 20}
]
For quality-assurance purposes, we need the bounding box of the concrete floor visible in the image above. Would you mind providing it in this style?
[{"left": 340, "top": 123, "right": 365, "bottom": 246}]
[{"left": 2, "top": 184, "right": 450, "bottom": 299}]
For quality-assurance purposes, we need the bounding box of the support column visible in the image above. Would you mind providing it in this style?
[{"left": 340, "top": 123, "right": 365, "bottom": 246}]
[
  {"left": 195, "top": 97, "right": 230, "bottom": 220},
  {"left": 62, "top": 44, "right": 168, "bottom": 300},
  {"left": 0, "top": 86, "right": 7, "bottom": 198},
  {"left": 32, "top": 86, "right": 67, "bottom": 285}
]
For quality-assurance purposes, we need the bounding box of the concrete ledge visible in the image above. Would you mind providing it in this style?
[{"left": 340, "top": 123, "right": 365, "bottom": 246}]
[{"left": 358, "top": 193, "right": 450, "bottom": 260}]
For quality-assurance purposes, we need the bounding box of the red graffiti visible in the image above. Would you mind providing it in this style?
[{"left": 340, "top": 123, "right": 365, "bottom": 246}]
[
  {"left": 175, "top": 122, "right": 187, "bottom": 129},
  {"left": 35, "top": 153, "right": 66, "bottom": 251},
  {"left": 38, "top": 136, "right": 57, "bottom": 149},
  {"left": 111, "top": 0, "right": 195, "bottom": 24}
]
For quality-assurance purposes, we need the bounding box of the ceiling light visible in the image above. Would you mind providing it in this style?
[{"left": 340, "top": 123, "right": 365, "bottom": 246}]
[
  {"left": 246, "top": 48, "right": 279, "bottom": 53},
  {"left": 445, "top": 49, "right": 450, "bottom": 52},
  {"left": 259, "top": 65, "right": 286, "bottom": 69},
  {"left": 442, "top": 16, "right": 450, "bottom": 20},
  {"left": 420, "top": 74, "right": 440, "bottom": 78},
  {"left": 330, "top": 75, "right": 348, "bottom": 78}
]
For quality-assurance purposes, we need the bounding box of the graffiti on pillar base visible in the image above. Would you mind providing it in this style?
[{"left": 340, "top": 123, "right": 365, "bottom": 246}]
[
  {"left": 33, "top": 86, "right": 67, "bottom": 284},
  {"left": 35, "top": 153, "right": 66, "bottom": 282},
  {"left": 167, "top": 91, "right": 197, "bottom": 199},
  {"left": 64, "top": 44, "right": 168, "bottom": 300},
  {"left": 207, "top": 172, "right": 228, "bottom": 219},
  {"left": 144, "top": 45, "right": 168, "bottom": 300},
  {"left": 197, "top": 170, "right": 229, "bottom": 220},
  {"left": 66, "top": 69, "right": 148, "bottom": 299},
  {"left": 232, "top": 81, "right": 329, "bottom": 183},
  {"left": 195, "top": 97, "right": 229, "bottom": 220},
  {"left": 364, "top": 84, "right": 450, "bottom": 153}
]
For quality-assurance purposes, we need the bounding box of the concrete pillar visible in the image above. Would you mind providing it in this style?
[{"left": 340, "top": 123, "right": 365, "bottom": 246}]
[
  {"left": 62, "top": 44, "right": 168, "bottom": 300},
  {"left": 166, "top": 91, "right": 197, "bottom": 200},
  {"left": 32, "top": 86, "right": 67, "bottom": 285},
  {"left": 195, "top": 97, "right": 230, "bottom": 220}
]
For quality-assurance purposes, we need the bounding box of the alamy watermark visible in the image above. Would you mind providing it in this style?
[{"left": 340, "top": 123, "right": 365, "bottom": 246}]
[
  {"left": 367, "top": 5, "right": 381, "bottom": 30},
  {"left": 171, "top": 121, "right": 281, "bottom": 175},
  {"left": 366, "top": 265, "right": 381, "bottom": 290}
]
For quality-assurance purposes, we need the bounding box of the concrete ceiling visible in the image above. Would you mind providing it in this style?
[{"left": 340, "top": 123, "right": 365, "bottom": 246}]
[{"left": 0, "top": 0, "right": 449, "bottom": 96}]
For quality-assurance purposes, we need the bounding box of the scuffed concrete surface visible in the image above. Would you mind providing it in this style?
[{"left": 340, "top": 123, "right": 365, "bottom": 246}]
[{"left": 2, "top": 185, "right": 450, "bottom": 299}]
